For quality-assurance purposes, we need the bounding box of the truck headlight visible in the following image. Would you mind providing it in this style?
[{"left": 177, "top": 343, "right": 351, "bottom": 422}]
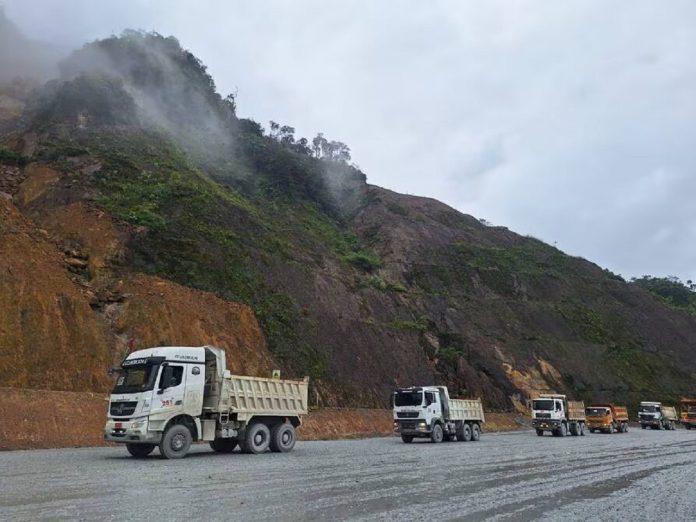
[{"left": 131, "top": 419, "right": 147, "bottom": 429}]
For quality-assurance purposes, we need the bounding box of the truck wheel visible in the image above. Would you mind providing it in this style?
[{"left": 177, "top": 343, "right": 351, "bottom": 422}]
[
  {"left": 641, "top": 424, "right": 646, "bottom": 429},
  {"left": 623, "top": 423, "right": 628, "bottom": 432},
  {"left": 270, "top": 423, "right": 296, "bottom": 453},
  {"left": 686, "top": 425, "right": 692, "bottom": 430},
  {"left": 460, "top": 424, "right": 472, "bottom": 441},
  {"left": 609, "top": 424, "right": 615, "bottom": 434},
  {"left": 569, "top": 423, "right": 578, "bottom": 436},
  {"left": 558, "top": 423, "right": 567, "bottom": 437},
  {"left": 401, "top": 434, "right": 414, "bottom": 443},
  {"left": 580, "top": 423, "right": 585, "bottom": 436},
  {"left": 430, "top": 424, "right": 444, "bottom": 443},
  {"left": 126, "top": 443, "right": 155, "bottom": 458},
  {"left": 536, "top": 429, "right": 544, "bottom": 437},
  {"left": 210, "top": 438, "right": 238, "bottom": 453},
  {"left": 241, "top": 422, "right": 271, "bottom": 454},
  {"left": 471, "top": 423, "right": 481, "bottom": 441},
  {"left": 159, "top": 424, "right": 192, "bottom": 459}
]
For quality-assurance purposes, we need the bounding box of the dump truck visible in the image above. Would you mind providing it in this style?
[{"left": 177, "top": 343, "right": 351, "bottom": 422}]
[
  {"left": 105, "top": 345, "right": 309, "bottom": 458},
  {"left": 392, "top": 386, "right": 485, "bottom": 443},
  {"left": 586, "top": 404, "right": 629, "bottom": 433},
  {"left": 679, "top": 398, "right": 696, "bottom": 430},
  {"left": 638, "top": 401, "right": 678, "bottom": 430},
  {"left": 532, "top": 394, "right": 586, "bottom": 437}
]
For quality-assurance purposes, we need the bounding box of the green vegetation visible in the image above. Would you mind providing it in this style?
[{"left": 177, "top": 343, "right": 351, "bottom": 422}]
[
  {"left": 632, "top": 276, "right": 696, "bottom": 317},
  {"left": 0, "top": 145, "right": 27, "bottom": 165},
  {"left": 366, "top": 275, "right": 407, "bottom": 292},
  {"left": 341, "top": 252, "right": 383, "bottom": 272},
  {"left": 385, "top": 317, "right": 429, "bottom": 332}
]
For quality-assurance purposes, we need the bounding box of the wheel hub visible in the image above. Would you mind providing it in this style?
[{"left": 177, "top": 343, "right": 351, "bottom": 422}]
[{"left": 171, "top": 433, "right": 185, "bottom": 451}]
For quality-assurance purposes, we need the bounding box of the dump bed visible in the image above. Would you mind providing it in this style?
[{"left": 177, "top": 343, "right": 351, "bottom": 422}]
[
  {"left": 219, "top": 374, "right": 309, "bottom": 422},
  {"left": 661, "top": 406, "right": 678, "bottom": 421},
  {"left": 448, "top": 398, "right": 485, "bottom": 423},
  {"left": 568, "top": 401, "right": 586, "bottom": 422},
  {"left": 610, "top": 405, "right": 629, "bottom": 421}
]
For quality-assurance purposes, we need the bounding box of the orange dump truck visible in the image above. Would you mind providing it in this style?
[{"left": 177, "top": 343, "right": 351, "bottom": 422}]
[
  {"left": 680, "top": 398, "right": 696, "bottom": 430},
  {"left": 586, "top": 404, "right": 629, "bottom": 433}
]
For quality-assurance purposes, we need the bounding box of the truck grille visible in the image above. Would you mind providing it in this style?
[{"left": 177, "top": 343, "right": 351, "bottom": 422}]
[
  {"left": 110, "top": 401, "right": 137, "bottom": 417},
  {"left": 396, "top": 412, "right": 419, "bottom": 419},
  {"left": 535, "top": 413, "right": 551, "bottom": 419},
  {"left": 399, "top": 421, "right": 418, "bottom": 430}
]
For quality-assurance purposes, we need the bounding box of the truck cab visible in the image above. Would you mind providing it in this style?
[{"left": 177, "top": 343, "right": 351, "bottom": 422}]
[
  {"left": 393, "top": 387, "right": 444, "bottom": 439},
  {"left": 105, "top": 346, "right": 212, "bottom": 452}
]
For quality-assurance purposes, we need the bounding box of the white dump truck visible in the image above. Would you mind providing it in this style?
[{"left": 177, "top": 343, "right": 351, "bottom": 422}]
[
  {"left": 638, "top": 401, "right": 678, "bottom": 430},
  {"left": 105, "top": 346, "right": 309, "bottom": 458},
  {"left": 532, "top": 394, "right": 586, "bottom": 437},
  {"left": 392, "top": 386, "right": 485, "bottom": 443}
]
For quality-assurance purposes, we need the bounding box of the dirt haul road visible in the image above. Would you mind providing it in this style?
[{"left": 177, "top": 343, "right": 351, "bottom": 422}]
[{"left": 1, "top": 429, "right": 695, "bottom": 521}]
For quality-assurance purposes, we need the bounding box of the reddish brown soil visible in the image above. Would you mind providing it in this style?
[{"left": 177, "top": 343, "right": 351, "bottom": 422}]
[{"left": 0, "top": 388, "right": 525, "bottom": 450}]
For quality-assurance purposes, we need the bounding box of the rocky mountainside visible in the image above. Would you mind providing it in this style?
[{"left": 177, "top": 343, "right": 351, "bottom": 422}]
[{"left": 1, "top": 30, "right": 695, "bottom": 410}]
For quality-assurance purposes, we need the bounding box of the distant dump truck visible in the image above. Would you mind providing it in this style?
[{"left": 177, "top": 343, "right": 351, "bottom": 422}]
[
  {"left": 105, "top": 346, "right": 309, "bottom": 458},
  {"left": 392, "top": 386, "right": 485, "bottom": 443},
  {"left": 586, "top": 404, "right": 629, "bottom": 433},
  {"left": 532, "top": 394, "right": 586, "bottom": 437},
  {"left": 638, "top": 401, "right": 677, "bottom": 430},
  {"left": 679, "top": 398, "right": 696, "bottom": 430}
]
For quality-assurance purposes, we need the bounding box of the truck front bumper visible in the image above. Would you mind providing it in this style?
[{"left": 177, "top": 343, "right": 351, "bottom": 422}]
[
  {"left": 532, "top": 419, "right": 561, "bottom": 430},
  {"left": 394, "top": 420, "right": 431, "bottom": 436},
  {"left": 104, "top": 418, "right": 162, "bottom": 444}
]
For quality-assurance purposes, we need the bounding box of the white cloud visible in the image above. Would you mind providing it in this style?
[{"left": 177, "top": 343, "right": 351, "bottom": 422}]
[{"left": 5, "top": 0, "right": 696, "bottom": 279}]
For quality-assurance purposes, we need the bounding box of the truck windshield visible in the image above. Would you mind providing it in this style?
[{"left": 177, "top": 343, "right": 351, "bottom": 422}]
[
  {"left": 586, "top": 408, "right": 609, "bottom": 416},
  {"left": 533, "top": 399, "right": 554, "bottom": 411},
  {"left": 394, "top": 392, "right": 423, "bottom": 407},
  {"left": 112, "top": 363, "right": 160, "bottom": 394},
  {"left": 639, "top": 405, "right": 659, "bottom": 413}
]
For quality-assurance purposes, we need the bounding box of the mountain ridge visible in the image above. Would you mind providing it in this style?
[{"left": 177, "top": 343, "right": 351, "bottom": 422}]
[{"left": 1, "top": 29, "right": 695, "bottom": 410}]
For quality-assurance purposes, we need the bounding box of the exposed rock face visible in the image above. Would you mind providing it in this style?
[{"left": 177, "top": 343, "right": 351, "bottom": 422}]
[{"left": 0, "top": 195, "right": 274, "bottom": 393}]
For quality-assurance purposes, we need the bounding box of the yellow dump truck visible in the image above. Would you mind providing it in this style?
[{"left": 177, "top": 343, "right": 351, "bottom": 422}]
[
  {"left": 679, "top": 398, "right": 696, "bottom": 430},
  {"left": 586, "top": 404, "right": 629, "bottom": 433}
]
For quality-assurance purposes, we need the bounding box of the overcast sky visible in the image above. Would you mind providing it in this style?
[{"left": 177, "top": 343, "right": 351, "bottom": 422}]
[{"left": 5, "top": 0, "right": 696, "bottom": 281}]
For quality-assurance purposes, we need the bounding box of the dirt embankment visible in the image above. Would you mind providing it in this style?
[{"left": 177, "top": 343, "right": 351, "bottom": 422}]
[
  {"left": 0, "top": 388, "right": 526, "bottom": 450},
  {"left": 0, "top": 194, "right": 275, "bottom": 392}
]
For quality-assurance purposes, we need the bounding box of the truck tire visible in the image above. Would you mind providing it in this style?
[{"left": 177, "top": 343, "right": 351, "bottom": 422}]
[
  {"left": 159, "top": 424, "right": 192, "bottom": 459},
  {"left": 623, "top": 422, "right": 628, "bottom": 432},
  {"left": 569, "top": 423, "right": 578, "bottom": 436},
  {"left": 609, "top": 424, "right": 615, "bottom": 434},
  {"left": 471, "top": 423, "right": 481, "bottom": 441},
  {"left": 401, "top": 434, "right": 414, "bottom": 443},
  {"left": 270, "top": 423, "right": 296, "bottom": 453},
  {"left": 430, "top": 424, "right": 444, "bottom": 443},
  {"left": 579, "top": 423, "right": 585, "bottom": 436},
  {"left": 536, "top": 428, "right": 544, "bottom": 437},
  {"left": 557, "top": 423, "right": 567, "bottom": 437},
  {"left": 457, "top": 423, "right": 472, "bottom": 442},
  {"left": 210, "top": 438, "right": 238, "bottom": 453},
  {"left": 241, "top": 422, "right": 271, "bottom": 454},
  {"left": 641, "top": 424, "right": 646, "bottom": 429},
  {"left": 126, "top": 443, "right": 155, "bottom": 458}
]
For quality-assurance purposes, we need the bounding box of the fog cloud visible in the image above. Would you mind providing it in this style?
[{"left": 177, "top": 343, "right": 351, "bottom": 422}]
[{"left": 4, "top": 0, "right": 696, "bottom": 280}]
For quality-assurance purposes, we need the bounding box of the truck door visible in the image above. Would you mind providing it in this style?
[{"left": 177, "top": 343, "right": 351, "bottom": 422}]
[
  {"left": 151, "top": 363, "right": 187, "bottom": 417},
  {"left": 183, "top": 363, "right": 205, "bottom": 416},
  {"left": 425, "top": 391, "right": 442, "bottom": 424}
]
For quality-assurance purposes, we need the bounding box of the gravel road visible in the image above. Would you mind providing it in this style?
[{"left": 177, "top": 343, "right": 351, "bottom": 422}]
[{"left": 1, "top": 429, "right": 696, "bottom": 521}]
